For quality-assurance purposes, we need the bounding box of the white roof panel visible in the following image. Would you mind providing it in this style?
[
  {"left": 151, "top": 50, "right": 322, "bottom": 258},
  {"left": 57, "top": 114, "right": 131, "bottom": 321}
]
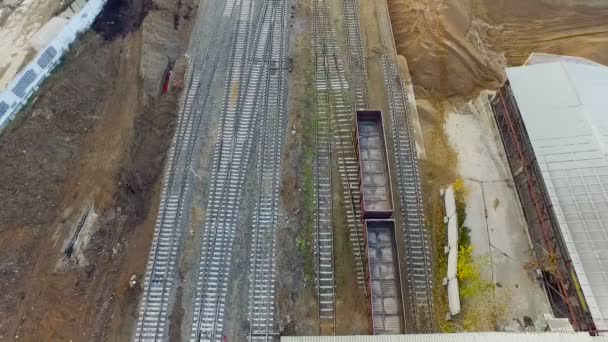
[
  {"left": 506, "top": 59, "right": 608, "bottom": 331},
  {"left": 525, "top": 53, "right": 607, "bottom": 68}
]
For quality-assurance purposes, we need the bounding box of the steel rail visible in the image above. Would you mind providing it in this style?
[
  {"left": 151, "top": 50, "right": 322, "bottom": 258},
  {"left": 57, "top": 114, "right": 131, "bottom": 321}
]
[
  {"left": 134, "top": 0, "right": 239, "bottom": 339},
  {"left": 375, "top": 3, "right": 434, "bottom": 331},
  {"left": 342, "top": 0, "right": 368, "bottom": 110},
  {"left": 189, "top": 0, "right": 282, "bottom": 339},
  {"left": 247, "top": 0, "right": 289, "bottom": 340},
  {"left": 190, "top": 0, "right": 258, "bottom": 337},
  {"left": 312, "top": 0, "right": 337, "bottom": 333}
]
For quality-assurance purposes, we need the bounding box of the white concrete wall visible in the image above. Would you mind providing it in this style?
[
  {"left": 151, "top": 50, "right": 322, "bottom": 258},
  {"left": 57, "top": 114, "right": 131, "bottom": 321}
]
[
  {"left": 443, "top": 184, "right": 461, "bottom": 315},
  {"left": 0, "top": 0, "right": 107, "bottom": 134}
]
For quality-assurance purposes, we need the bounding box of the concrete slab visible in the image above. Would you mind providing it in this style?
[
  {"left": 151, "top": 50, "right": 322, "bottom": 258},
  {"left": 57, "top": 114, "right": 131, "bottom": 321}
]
[
  {"left": 445, "top": 92, "right": 553, "bottom": 332},
  {"left": 396, "top": 55, "right": 426, "bottom": 160}
]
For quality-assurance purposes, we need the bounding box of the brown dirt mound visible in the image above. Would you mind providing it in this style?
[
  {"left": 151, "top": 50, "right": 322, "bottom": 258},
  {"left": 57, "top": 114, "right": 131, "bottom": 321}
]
[{"left": 388, "top": 0, "right": 608, "bottom": 99}]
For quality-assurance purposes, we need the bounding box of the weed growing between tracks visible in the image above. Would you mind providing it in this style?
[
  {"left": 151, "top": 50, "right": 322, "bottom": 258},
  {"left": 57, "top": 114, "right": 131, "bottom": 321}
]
[
  {"left": 332, "top": 148, "right": 370, "bottom": 334},
  {"left": 332, "top": 172, "right": 351, "bottom": 290},
  {"left": 300, "top": 64, "right": 316, "bottom": 289}
]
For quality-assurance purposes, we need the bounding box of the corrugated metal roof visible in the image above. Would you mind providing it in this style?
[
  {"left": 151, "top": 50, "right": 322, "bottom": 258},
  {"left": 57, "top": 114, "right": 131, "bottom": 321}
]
[
  {"left": 281, "top": 333, "right": 608, "bottom": 342},
  {"left": 506, "top": 60, "right": 608, "bottom": 331}
]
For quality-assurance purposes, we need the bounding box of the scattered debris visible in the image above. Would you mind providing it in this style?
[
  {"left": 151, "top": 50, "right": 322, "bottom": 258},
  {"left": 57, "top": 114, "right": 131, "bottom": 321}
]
[
  {"left": 63, "top": 206, "right": 91, "bottom": 258},
  {"left": 129, "top": 274, "right": 137, "bottom": 288}
]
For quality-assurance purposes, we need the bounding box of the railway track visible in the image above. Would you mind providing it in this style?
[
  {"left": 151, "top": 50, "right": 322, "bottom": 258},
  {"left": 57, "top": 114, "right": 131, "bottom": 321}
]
[
  {"left": 136, "top": 0, "right": 291, "bottom": 339},
  {"left": 134, "top": 64, "right": 197, "bottom": 341},
  {"left": 134, "top": 0, "right": 240, "bottom": 339},
  {"left": 189, "top": 0, "right": 289, "bottom": 339},
  {"left": 311, "top": 0, "right": 372, "bottom": 330},
  {"left": 314, "top": 0, "right": 368, "bottom": 305},
  {"left": 312, "top": 0, "right": 337, "bottom": 332},
  {"left": 335, "top": 0, "right": 431, "bottom": 332},
  {"left": 329, "top": 62, "right": 366, "bottom": 290},
  {"left": 328, "top": 0, "right": 434, "bottom": 333},
  {"left": 377, "top": 12, "right": 434, "bottom": 331},
  {"left": 342, "top": 0, "right": 368, "bottom": 110},
  {"left": 333, "top": 0, "right": 369, "bottom": 289},
  {"left": 246, "top": 0, "right": 289, "bottom": 340},
  {"left": 188, "top": 0, "right": 257, "bottom": 339}
]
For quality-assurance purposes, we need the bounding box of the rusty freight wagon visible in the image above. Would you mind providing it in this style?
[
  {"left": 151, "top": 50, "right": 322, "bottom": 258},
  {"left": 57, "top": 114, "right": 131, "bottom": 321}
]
[
  {"left": 354, "top": 110, "right": 394, "bottom": 218},
  {"left": 364, "top": 219, "right": 405, "bottom": 334}
]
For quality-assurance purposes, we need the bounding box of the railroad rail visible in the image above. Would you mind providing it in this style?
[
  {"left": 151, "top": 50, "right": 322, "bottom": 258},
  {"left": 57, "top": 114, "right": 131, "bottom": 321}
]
[
  {"left": 134, "top": 0, "right": 239, "bottom": 339},
  {"left": 189, "top": 0, "right": 258, "bottom": 338},
  {"left": 134, "top": 63, "right": 197, "bottom": 342},
  {"left": 247, "top": 0, "right": 289, "bottom": 340},
  {"left": 335, "top": 0, "right": 368, "bottom": 288},
  {"left": 314, "top": 0, "right": 368, "bottom": 302},
  {"left": 342, "top": 0, "right": 368, "bottom": 110},
  {"left": 340, "top": 0, "right": 431, "bottom": 332},
  {"left": 312, "top": 0, "right": 337, "bottom": 332},
  {"left": 189, "top": 0, "right": 288, "bottom": 339},
  {"left": 330, "top": 70, "right": 366, "bottom": 290},
  {"left": 136, "top": 0, "right": 290, "bottom": 340},
  {"left": 311, "top": 0, "right": 373, "bottom": 331},
  {"left": 380, "top": 36, "right": 434, "bottom": 334}
]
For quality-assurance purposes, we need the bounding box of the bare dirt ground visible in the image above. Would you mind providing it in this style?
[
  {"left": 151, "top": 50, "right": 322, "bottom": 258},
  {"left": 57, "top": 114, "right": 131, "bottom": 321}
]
[{"left": 0, "top": 0, "right": 196, "bottom": 339}]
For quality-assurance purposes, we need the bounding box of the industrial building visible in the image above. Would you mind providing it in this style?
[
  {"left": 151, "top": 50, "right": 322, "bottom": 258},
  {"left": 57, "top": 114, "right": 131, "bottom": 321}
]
[{"left": 491, "top": 54, "right": 608, "bottom": 333}]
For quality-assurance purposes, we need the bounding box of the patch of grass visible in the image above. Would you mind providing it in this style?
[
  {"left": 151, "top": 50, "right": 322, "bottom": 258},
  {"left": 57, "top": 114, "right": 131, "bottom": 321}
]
[
  {"left": 429, "top": 201, "right": 454, "bottom": 333},
  {"left": 458, "top": 225, "right": 471, "bottom": 250},
  {"left": 332, "top": 177, "right": 350, "bottom": 289},
  {"left": 454, "top": 179, "right": 508, "bottom": 331},
  {"left": 432, "top": 178, "right": 509, "bottom": 332},
  {"left": 457, "top": 246, "right": 492, "bottom": 298},
  {"left": 300, "top": 64, "right": 316, "bottom": 288}
]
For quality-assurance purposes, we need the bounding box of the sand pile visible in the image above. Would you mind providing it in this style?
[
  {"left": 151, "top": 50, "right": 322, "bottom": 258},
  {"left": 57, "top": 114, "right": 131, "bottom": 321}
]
[{"left": 388, "top": 0, "right": 608, "bottom": 99}]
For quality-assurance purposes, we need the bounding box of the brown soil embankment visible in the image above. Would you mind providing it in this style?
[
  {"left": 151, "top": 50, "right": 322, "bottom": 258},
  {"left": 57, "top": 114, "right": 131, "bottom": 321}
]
[
  {"left": 388, "top": 0, "right": 608, "bottom": 99},
  {"left": 0, "top": 0, "right": 196, "bottom": 339}
]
